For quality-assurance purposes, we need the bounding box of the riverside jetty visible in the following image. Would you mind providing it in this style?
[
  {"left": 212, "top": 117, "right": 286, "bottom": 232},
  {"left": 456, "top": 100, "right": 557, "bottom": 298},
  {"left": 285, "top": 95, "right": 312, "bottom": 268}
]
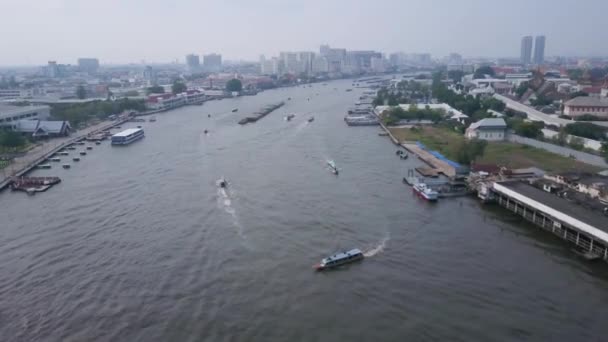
[{"left": 238, "top": 102, "right": 285, "bottom": 125}]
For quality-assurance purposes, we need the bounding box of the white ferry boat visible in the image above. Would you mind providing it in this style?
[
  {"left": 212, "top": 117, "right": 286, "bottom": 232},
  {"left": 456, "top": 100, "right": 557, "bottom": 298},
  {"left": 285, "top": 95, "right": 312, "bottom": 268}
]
[
  {"left": 413, "top": 183, "right": 439, "bottom": 201},
  {"left": 111, "top": 128, "right": 145, "bottom": 145},
  {"left": 314, "top": 249, "right": 364, "bottom": 271}
]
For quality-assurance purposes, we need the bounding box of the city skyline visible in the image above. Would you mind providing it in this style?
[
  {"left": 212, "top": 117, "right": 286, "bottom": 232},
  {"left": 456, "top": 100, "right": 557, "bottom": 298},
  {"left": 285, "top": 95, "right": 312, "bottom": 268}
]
[{"left": 2, "top": 0, "right": 608, "bottom": 66}]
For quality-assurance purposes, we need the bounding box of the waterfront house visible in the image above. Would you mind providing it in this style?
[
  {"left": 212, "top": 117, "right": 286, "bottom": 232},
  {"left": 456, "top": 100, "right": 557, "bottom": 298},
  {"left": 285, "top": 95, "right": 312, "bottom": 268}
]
[
  {"left": 563, "top": 96, "right": 608, "bottom": 118},
  {"left": 465, "top": 118, "right": 507, "bottom": 141}
]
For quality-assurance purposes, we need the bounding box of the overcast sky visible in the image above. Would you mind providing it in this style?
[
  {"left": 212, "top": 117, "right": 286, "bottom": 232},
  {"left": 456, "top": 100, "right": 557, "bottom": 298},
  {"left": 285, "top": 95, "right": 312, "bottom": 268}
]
[{"left": 2, "top": 0, "right": 607, "bottom": 66}]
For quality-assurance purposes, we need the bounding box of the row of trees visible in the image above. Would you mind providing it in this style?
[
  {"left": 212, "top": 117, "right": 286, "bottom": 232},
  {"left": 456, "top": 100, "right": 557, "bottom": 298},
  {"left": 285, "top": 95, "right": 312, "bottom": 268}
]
[
  {"left": 50, "top": 98, "right": 146, "bottom": 126},
  {"left": 383, "top": 105, "right": 445, "bottom": 125}
]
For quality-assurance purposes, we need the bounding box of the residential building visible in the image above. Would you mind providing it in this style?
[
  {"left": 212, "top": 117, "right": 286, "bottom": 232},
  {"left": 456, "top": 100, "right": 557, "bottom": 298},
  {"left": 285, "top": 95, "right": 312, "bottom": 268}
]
[
  {"left": 260, "top": 57, "right": 281, "bottom": 75},
  {"left": 465, "top": 118, "right": 507, "bottom": 141},
  {"left": 47, "top": 61, "right": 59, "bottom": 78},
  {"left": 186, "top": 54, "right": 200, "bottom": 74},
  {"left": 312, "top": 56, "right": 329, "bottom": 74},
  {"left": 370, "top": 56, "right": 387, "bottom": 73},
  {"left": 0, "top": 88, "right": 35, "bottom": 100},
  {"left": 298, "top": 52, "right": 315, "bottom": 75},
  {"left": 203, "top": 54, "right": 222, "bottom": 72},
  {"left": 520, "top": 36, "right": 533, "bottom": 65},
  {"left": 563, "top": 97, "right": 608, "bottom": 118},
  {"left": 146, "top": 93, "right": 186, "bottom": 110},
  {"left": 77, "top": 58, "right": 100, "bottom": 73},
  {"left": 533, "top": 35, "right": 546, "bottom": 65},
  {"left": 280, "top": 52, "right": 300, "bottom": 74},
  {"left": 0, "top": 104, "right": 51, "bottom": 127}
]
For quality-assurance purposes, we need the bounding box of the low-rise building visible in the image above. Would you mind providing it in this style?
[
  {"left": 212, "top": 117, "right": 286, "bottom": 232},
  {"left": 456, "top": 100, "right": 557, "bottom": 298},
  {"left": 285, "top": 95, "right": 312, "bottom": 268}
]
[
  {"left": 0, "top": 104, "right": 50, "bottom": 127},
  {"left": 11, "top": 119, "right": 71, "bottom": 138},
  {"left": 563, "top": 97, "right": 608, "bottom": 118},
  {"left": 465, "top": 118, "right": 507, "bottom": 141},
  {"left": 146, "top": 94, "right": 186, "bottom": 111}
]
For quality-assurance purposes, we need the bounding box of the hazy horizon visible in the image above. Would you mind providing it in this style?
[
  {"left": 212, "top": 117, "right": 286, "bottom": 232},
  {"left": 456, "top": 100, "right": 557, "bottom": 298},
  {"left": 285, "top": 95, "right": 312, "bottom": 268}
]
[{"left": 2, "top": 0, "right": 608, "bottom": 66}]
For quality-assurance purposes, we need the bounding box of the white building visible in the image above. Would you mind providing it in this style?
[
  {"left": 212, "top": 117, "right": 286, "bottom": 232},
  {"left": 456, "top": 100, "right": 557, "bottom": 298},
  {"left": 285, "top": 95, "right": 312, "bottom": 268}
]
[
  {"left": 465, "top": 118, "right": 507, "bottom": 141},
  {"left": 280, "top": 52, "right": 300, "bottom": 74},
  {"left": 370, "top": 56, "right": 387, "bottom": 73},
  {"left": 564, "top": 97, "right": 608, "bottom": 118},
  {"left": 298, "top": 52, "right": 315, "bottom": 75},
  {"left": 0, "top": 104, "right": 51, "bottom": 127},
  {"left": 312, "top": 56, "right": 329, "bottom": 74},
  {"left": 261, "top": 57, "right": 281, "bottom": 75},
  {"left": 0, "top": 88, "right": 35, "bottom": 100}
]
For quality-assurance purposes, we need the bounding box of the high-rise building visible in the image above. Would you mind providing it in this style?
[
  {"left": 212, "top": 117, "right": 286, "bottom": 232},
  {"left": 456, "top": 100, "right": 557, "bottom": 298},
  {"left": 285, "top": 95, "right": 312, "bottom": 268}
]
[
  {"left": 298, "top": 52, "right": 315, "bottom": 75},
  {"left": 312, "top": 56, "right": 329, "bottom": 74},
  {"left": 47, "top": 61, "right": 58, "bottom": 78},
  {"left": 203, "top": 54, "right": 222, "bottom": 72},
  {"left": 520, "top": 36, "right": 533, "bottom": 65},
  {"left": 280, "top": 52, "right": 300, "bottom": 74},
  {"left": 143, "top": 66, "right": 157, "bottom": 86},
  {"left": 448, "top": 53, "right": 463, "bottom": 65},
  {"left": 533, "top": 35, "right": 546, "bottom": 65},
  {"left": 77, "top": 58, "right": 100, "bottom": 74},
  {"left": 260, "top": 57, "right": 280, "bottom": 75},
  {"left": 186, "top": 54, "right": 200, "bottom": 73},
  {"left": 319, "top": 44, "right": 331, "bottom": 56}
]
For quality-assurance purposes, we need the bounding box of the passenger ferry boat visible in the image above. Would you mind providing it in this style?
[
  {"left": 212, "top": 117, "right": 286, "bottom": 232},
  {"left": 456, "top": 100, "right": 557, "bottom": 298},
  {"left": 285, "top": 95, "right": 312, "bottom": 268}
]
[
  {"left": 111, "top": 128, "right": 145, "bottom": 145},
  {"left": 314, "top": 249, "right": 364, "bottom": 271},
  {"left": 413, "top": 183, "right": 439, "bottom": 201}
]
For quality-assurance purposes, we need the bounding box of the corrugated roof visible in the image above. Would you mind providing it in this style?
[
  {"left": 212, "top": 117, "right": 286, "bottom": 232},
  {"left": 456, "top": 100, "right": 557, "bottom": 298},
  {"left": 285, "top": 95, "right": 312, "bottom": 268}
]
[
  {"left": 565, "top": 96, "right": 608, "bottom": 107},
  {"left": 469, "top": 118, "right": 507, "bottom": 130},
  {"left": 112, "top": 128, "right": 143, "bottom": 137}
]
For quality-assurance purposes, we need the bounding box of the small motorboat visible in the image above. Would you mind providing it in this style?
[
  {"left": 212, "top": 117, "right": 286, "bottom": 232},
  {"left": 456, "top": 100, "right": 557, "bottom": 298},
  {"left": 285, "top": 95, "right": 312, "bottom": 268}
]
[
  {"left": 308, "top": 117, "right": 314, "bottom": 123},
  {"left": 327, "top": 160, "right": 339, "bottom": 175},
  {"left": 95, "top": 141, "right": 101, "bottom": 145},
  {"left": 286, "top": 114, "right": 295, "bottom": 121},
  {"left": 62, "top": 164, "right": 71, "bottom": 169},
  {"left": 37, "top": 164, "right": 52, "bottom": 169},
  {"left": 287, "top": 97, "right": 292, "bottom": 100},
  {"left": 86, "top": 146, "right": 93, "bottom": 150},
  {"left": 314, "top": 249, "right": 364, "bottom": 271},
  {"left": 137, "top": 125, "right": 142, "bottom": 128},
  {"left": 208, "top": 114, "right": 211, "bottom": 118},
  {"left": 232, "top": 108, "right": 238, "bottom": 112},
  {"left": 396, "top": 150, "right": 403, "bottom": 155},
  {"left": 218, "top": 177, "right": 227, "bottom": 188},
  {"left": 400, "top": 153, "right": 409, "bottom": 160},
  {"left": 67, "top": 146, "right": 76, "bottom": 150},
  {"left": 204, "top": 129, "right": 209, "bottom": 134},
  {"left": 79, "top": 151, "right": 87, "bottom": 156},
  {"left": 72, "top": 157, "right": 80, "bottom": 162},
  {"left": 50, "top": 158, "right": 61, "bottom": 162},
  {"left": 149, "top": 117, "right": 157, "bottom": 122}
]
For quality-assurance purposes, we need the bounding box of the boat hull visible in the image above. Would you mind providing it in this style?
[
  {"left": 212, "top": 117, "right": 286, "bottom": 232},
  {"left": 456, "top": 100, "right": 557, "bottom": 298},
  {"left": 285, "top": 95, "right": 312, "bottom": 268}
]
[{"left": 413, "top": 187, "right": 438, "bottom": 201}]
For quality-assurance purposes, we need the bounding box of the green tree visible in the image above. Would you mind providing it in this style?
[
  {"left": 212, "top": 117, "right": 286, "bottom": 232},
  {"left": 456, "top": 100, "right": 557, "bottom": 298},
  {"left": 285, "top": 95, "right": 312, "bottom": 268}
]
[
  {"left": 568, "top": 136, "right": 585, "bottom": 150},
  {"left": 172, "top": 81, "right": 187, "bottom": 94},
  {"left": 601, "top": 141, "right": 608, "bottom": 162},
  {"left": 76, "top": 85, "right": 87, "bottom": 99},
  {"left": 447, "top": 70, "right": 465, "bottom": 83},
  {"left": 225, "top": 78, "right": 243, "bottom": 92},
  {"left": 514, "top": 82, "right": 529, "bottom": 98},
  {"left": 146, "top": 85, "right": 165, "bottom": 94},
  {"left": 569, "top": 91, "right": 589, "bottom": 99},
  {"left": 564, "top": 122, "right": 608, "bottom": 140},
  {"left": 457, "top": 139, "right": 487, "bottom": 165},
  {"left": 124, "top": 90, "right": 140, "bottom": 97},
  {"left": 514, "top": 121, "right": 544, "bottom": 138},
  {"left": 473, "top": 66, "right": 495, "bottom": 79},
  {"left": 0, "top": 130, "right": 26, "bottom": 148}
]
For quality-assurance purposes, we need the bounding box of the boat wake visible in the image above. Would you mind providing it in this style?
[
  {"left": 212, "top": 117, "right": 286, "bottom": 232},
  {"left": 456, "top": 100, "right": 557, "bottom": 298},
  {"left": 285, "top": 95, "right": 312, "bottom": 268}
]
[
  {"left": 364, "top": 235, "right": 389, "bottom": 257},
  {"left": 217, "top": 188, "right": 246, "bottom": 239}
]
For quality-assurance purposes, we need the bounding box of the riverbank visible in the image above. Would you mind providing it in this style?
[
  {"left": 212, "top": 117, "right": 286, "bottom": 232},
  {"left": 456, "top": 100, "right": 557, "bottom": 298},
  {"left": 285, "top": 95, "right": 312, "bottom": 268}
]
[{"left": 0, "top": 117, "right": 128, "bottom": 190}]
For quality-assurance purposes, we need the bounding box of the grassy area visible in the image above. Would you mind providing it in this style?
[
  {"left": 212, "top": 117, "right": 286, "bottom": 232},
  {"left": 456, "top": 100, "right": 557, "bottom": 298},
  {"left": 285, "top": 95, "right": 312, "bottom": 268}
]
[
  {"left": 389, "top": 126, "right": 465, "bottom": 161},
  {"left": 389, "top": 126, "right": 601, "bottom": 173},
  {"left": 478, "top": 142, "right": 601, "bottom": 173}
]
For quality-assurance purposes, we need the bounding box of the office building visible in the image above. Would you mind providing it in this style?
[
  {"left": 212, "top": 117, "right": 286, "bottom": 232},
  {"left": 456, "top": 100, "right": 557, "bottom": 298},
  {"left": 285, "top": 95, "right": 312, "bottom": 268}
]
[
  {"left": 298, "top": 52, "right": 315, "bottom": 75},
  {"left": 186, "top": 54, "right": 200, "bottom": 73},
  {"left": 77, "top": 58, "right": 100, "bottom": 73},
  {"left": 47, "top": 61, "right": 58, "bottom": 78},
  {"left": 312, "top": 56, "right": 329, "bottom": 74},
  {"left": 520, "top": 36, "right": 533, "bottom": 65},
  {"left": 261, "top": 57, "right": 281, "bottom": 75},
  {"left": 203, "top": 54, "right": 222, "bottom": 72},
  {"left": 533, "top": 35, "right": 546, "bottom": 65}
]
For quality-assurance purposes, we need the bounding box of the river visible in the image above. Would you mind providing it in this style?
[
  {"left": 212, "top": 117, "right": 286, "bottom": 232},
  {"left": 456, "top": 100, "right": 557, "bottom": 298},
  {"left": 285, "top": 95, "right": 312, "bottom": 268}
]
[{"left": 1, "top": 79, "right": 608, "bottom": 342}]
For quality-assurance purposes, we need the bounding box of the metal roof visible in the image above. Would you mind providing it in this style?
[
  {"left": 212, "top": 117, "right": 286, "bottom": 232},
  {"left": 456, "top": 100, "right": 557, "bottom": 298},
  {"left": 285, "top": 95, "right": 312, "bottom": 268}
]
[
  {"left": 112, "top": 128, "right": 143, "bottom": 137},
  {"left": 0, "top": 104, "right": 50, "bottom": 119},
  {"left": 565, "top": 96, "right": 608, "bottom": 107},
  {"left": 469, "top": 118, "right": 507, "bottom": 130},
  {"left": 496, "top": 181, "right": 607, "bottom": 233}
]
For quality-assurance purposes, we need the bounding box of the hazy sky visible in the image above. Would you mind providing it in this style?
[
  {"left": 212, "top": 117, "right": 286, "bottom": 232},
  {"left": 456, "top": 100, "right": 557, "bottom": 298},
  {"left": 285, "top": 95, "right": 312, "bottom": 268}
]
[{"left": 2, "top": 0, "right": 607, "bottom": 66}]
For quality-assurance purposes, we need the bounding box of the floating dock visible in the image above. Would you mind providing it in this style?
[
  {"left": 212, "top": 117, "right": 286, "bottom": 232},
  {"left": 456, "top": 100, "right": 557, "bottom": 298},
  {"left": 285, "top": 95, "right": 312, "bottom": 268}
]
[{"left": 492, "top": 181, "right": 608, "bottom": 261}]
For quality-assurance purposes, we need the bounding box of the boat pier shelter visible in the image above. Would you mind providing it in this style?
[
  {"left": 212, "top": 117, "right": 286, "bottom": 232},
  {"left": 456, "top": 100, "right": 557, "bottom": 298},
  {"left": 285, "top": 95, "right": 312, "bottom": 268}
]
[{"left": 492, "top": 182, "right": 608, "bottom": 261}]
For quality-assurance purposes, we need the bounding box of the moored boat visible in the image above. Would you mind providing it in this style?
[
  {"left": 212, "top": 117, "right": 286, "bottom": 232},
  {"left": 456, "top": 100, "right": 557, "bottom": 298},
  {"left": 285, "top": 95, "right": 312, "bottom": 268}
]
[
  {"left": 37, "top": 164, "right": 52, "bottom": 169},
  {"left": 308, "top": 117, "right": 314, "bottom": 123},
  {"left": 79, "top": 151, "right": 87, "bottom": 156},
  {"left": 413, "top": 183, "right": 438, "bottom": 201},
  {"left": 86, "top": 146, "right": 93, "bottom": 150},
  {"left": 72, "top": 157, "right": 80, "bottom": 162},
  {"left": 232, "top": 108, "right": 238, "bottom": 112},
  {"left": 314, "top": 249, "right": 364, "bottom": 271},
  {"left": 62, "top": 164, "right": 71, "bottom": 169}
]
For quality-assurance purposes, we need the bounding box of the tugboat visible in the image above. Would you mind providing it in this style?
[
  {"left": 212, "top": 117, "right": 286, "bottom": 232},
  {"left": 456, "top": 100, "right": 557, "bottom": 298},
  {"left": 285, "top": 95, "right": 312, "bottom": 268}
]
[
  {"left": 232, "top": 108, "right": 238, "bottom": 113},
  {"left": 413, "top": 183, "right": 439, "bottom": 201},
  {"left": 308, "top": 116, "right": 315, "bottom": 123},
  {"left": 314, "top": 249, "right": 364, "bottom": 271},
  {"left": 327, "top": 160, "right": 339, "bottom": 175}
]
